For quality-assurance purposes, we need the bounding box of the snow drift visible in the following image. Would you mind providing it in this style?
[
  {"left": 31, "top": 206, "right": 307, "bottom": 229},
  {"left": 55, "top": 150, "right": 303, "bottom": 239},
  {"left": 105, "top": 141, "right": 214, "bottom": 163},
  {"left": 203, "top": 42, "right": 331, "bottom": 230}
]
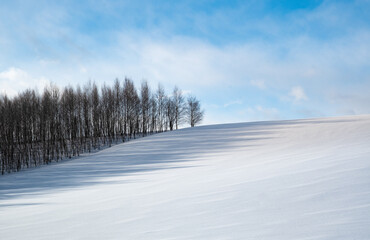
[{"left": 1, "top": 115, "right": 370, "bottom": 239}]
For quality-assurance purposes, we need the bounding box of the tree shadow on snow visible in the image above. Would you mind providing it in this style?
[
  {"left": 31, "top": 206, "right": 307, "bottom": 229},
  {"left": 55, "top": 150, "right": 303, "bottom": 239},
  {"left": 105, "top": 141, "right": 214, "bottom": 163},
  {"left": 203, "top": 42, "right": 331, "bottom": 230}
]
[{"left": 0, "top": 117, "right": 356, "bottom": 205}]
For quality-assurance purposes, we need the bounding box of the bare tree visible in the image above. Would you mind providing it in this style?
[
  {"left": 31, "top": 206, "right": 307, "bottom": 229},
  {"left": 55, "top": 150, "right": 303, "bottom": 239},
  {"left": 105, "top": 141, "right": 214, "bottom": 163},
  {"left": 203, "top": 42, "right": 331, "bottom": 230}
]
[
  {"left": 82, "top": 81, "right": 93, "bottom": 152},
  {"left": 186, "top": 96, "right": 204, "bottom": 127},
  {"left": 91, "top": 83, "right": 101, "bottom": 148},
  {"left": 150, "top": 95, "right": 157, "bottom": 134},
  {"left": 140, "top": 81, "right": 150, "bottom": 136},
  {"left": 172, "top": 86, "right": 185, "bottom": 130},
  {"left": 156, "top": 84, "right": 166, "bottom": 132},
  {"left": 166, "top": 97, "right": 176, "bottom": 131}
]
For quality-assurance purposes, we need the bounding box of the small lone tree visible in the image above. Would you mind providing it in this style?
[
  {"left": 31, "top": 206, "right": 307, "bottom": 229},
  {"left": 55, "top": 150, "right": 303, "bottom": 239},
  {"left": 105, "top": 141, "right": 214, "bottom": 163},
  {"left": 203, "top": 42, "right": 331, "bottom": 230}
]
[{"left": 186, "top": 96, "right": 204, "bottom": 127}]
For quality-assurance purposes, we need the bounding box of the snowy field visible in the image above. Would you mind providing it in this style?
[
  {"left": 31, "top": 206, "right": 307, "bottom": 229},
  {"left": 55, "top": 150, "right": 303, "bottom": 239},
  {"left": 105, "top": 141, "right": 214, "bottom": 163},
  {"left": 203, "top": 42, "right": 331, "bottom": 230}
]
[{"left": 1, "top": 115, "right": 370, "bottom": 239}]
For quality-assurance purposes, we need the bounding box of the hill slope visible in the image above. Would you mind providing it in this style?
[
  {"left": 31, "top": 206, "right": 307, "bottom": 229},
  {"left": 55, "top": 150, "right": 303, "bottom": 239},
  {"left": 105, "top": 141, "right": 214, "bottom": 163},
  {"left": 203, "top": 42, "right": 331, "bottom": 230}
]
[{"left": 1, "top": 115, "right": 370, "bottom": 239}]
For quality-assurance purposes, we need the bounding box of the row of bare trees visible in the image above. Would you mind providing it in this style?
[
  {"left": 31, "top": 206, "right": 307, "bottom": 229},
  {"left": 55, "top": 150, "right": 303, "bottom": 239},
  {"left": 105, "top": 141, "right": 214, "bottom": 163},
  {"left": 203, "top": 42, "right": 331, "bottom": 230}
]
[{"left": 0, "top": 79, "right": 203, "bottom": 174}]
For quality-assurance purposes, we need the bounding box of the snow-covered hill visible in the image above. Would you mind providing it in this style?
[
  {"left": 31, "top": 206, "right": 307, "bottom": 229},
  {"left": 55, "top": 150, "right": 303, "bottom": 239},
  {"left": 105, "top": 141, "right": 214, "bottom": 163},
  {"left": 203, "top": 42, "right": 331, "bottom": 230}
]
[{"left": 1, "top": 115, "right": 370, "bottom": 239}]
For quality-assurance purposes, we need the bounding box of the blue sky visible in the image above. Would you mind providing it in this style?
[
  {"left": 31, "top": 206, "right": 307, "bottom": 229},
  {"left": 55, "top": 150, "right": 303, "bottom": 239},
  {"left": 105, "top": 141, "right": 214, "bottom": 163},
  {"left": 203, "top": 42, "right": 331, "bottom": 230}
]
[{"left": 1, "top": 0, "right": 370, "bottom": 124}]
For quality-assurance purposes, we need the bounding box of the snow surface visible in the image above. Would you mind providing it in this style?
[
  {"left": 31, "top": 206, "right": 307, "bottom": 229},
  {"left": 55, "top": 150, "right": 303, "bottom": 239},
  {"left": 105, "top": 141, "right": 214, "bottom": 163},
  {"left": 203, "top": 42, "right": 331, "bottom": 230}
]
[{"left": 1, "top": 115, "right": 370, "bottom": 239}]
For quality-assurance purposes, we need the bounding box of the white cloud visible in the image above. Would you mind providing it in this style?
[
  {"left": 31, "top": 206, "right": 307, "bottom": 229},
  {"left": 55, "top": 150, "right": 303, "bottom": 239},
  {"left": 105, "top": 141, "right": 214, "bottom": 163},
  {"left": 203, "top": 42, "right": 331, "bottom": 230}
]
[
  {"left": 0, "top": 67, "right": 28, "bottom": 81},
  {"left": 240, "top": 105, "right": 280, "bottom": 121},
  {"left": 224, "top": 100, "right": 243, "bottom": 108},
  {"left": 0, "top": 67, "right": 49, "bottom": 97},
  {"left": 329, "top": 92, "right": 370, "bottom": 116},
  {"left": 250, "top": 79, "right": 266, "bottom": 89},
  {"left": 80, "top": 66, "right": 87, "bottom": 74},
  {"left": 290, "top": 86, "right": 308, "bottom": 102},
  {"left": 0, "top": 0, "right": 370, "bottom": 123}
]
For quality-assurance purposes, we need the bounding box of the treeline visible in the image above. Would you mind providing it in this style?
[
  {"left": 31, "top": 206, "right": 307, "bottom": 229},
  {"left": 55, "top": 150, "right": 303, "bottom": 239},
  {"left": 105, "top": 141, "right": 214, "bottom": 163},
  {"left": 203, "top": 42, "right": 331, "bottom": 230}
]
[{"left": 0, "top": 79, "right": 204, "bottom": 174}]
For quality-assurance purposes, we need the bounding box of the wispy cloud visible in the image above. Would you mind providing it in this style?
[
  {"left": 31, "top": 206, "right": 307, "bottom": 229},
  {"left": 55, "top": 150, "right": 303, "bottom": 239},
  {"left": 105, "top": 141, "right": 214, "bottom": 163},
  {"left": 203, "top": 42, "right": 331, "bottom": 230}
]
[
  {"left": 0, "top": 1, "right": 369, "bottom": 124},
  {"left": 290, "top": 86, "right": 308, "bottom": 102},
  {"left": 224, "top": 100, "right": 243, "bottom": 108},
  {"left": 240, "top": 105, "right": 280, "bottom": 121},
  {"left": 0, "top": 67, "right": 50, "bottom": 97},
  {"left": 250, "top": 79, "right": 266, "bottom": 89}
]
